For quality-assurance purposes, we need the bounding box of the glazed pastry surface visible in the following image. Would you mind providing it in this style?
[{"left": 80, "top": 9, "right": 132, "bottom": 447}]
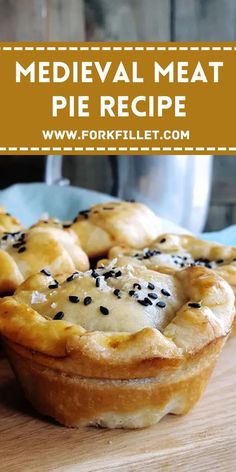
[
  {"left": 0, "top": 225, "right": 89, "bottom": 294},
  {"left": 0, "top": 207, "right": 23, "bottom": 235},
  {"left": 0, "top": 262, "right": 234, "bottom": 429},
  {"left": 71, "top": 201, "right": 162, "bottom": 257},
  {"left": 108, "top": 233, "right": 236, "bottom": 287},
  {"left": 0, "top": 263, "right": 234, "bottom": 361},
  {"left": 13, "top": 263, "right": 186, "bottom": 333}
]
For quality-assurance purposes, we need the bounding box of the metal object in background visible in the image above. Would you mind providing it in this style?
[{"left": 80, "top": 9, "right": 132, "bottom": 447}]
[
  {"left": 116, "top": 156, "right": 213, "bottom": 233},
  {"left": 45, "top": 155, "right": 70, "bottom": 186},
  {"left": 45, "top": 155, "right": 213, "bottom": 232}
]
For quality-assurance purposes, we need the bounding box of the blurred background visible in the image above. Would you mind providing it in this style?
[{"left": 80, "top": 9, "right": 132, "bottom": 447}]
[{"left": 0, "top": 0, "right": 235, "bottom": 232}]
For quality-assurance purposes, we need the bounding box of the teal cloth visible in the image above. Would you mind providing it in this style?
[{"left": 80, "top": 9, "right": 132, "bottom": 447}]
[
  {"left": 0, "top": 183, "right": 117, "bottom": 226},
  {"left": 0, "top": 183, "right": 235, "bottom": 246},
  {"left": 201, "top": 226, "right": 236, "bottom": 246}
]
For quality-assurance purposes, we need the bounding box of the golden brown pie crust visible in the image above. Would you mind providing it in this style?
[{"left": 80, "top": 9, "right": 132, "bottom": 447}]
[
  {"left": 0, "top": 225, "right": 89, "bottom": 295},
  {"left": 0, "top": 264, "right": 234, "bottom": 429},
  {"left": 4, "top": 337, "right": 223, "bottom": 429},
  {"left": 0, "top": 207, "right": 23, "bottom": 235},
  {"left": 71, "top": 201, "right": 162, "bottom": 258},
  {"left": 107, "top": 233, "right": 236, "bottom": 335}
]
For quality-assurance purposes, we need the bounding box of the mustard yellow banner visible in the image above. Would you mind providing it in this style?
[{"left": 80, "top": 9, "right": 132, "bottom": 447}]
[{"left": 0, "top": 42, "right": 235, "bottom": 155}]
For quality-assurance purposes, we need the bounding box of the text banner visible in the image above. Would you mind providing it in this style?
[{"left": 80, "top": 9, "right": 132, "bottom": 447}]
[{"left": 0, "top": 42, "right": 235, "bottom": 154}]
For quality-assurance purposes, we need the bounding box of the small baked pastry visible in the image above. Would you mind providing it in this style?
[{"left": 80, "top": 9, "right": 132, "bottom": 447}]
[
  {"left": 0, "top": 262, "right": 234, "bottom": 429},
  {"left": 71, "top": 201, "right": 161, "bottom": 258},
  {"left": 107, "top": 233, "right": 236, "bottom": 335},
  {"left": 0, "top": 225, "right": 89, "bottom": 295},
  {"left": 0, "top": 207, "right": 23, "bottom": 235}
]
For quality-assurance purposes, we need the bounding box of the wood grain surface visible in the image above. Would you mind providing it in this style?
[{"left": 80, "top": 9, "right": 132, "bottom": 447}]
[{"left": 0, "top": 338, "right": 236, "bottom": 472}]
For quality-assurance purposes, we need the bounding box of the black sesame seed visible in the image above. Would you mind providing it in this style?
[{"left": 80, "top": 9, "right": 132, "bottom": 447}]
[
  {"left": 188, "top": 302, "right": 201, "bottom": 309},
  {"left": 13, "top": 242, "right": 24, "bottom": 248},
  {"left": 96, "top": 277, "right": 101, "bottom": 287},
  {"left": 100, "top": 306, "right": 109, "bottom": 315},
  {"left": 133, "top": 283, "right": 141, "bottom": 290},
  {"left": 148, "top": 292, "right": 158, "bottom": 300},
  {"left": 18, "top": 246, "right": 26, "bottom": 253},
  {"left": 144, "top": 297, "right": 152, "bottom": 305},
  {"left": 156, "top": 301, "right": 166, "bottom": 308},
  {"left": 63, "top": 224, "right": 71, "bottom": 229},
  {"left": 113, "top": 288, "right": 121, "bottom": 298},
  {"left": 144, "top": 249, "right": 160, "bottom": 259},
  {"left": 41, "top": 268, "right": 51, "bottom": 276},
  {"left": 104, "top": 270, "right": 114, "bottom": 280},
  {"left": 84, "top": 296, "right": 92, "bottom": 306},
  {"left": 53, "top": 311, "right": 64, "bottom": 320},
  {"left": 91, "top": 269, "right": 99, "bottom": 279},
  {"left": 195, "top": 257, "right": 211, "bottom": 266},
  {"left": 115, "top": 270, "right": 122, "bottom": 278},
  {"left": 69, "top": 295, "right": 80, "bottom": 303},
  {"left": 147, "top": 282, "right": 155, "bottom": 290},
  {"left": 79, "top": 209, "right": 90, "bottom": 219},
  {"left": 129, "top": 290, "right": 135, "bottom": 297},
  {"left": 2, "top": 233, "right": 10, "bottom": 241},
  {"left": 160, "top": 238, "right": 166, "bottom": 244},
  {"left": 161, "top": 289, "right": 171, "bottom": 297},
  {"left": 138, "top": 299, "right": 150, "bottom": 307},
  {"left": 216, "top": 259, "right": 224, "bottom": 264},
  {"left": 48, "top": 281, "right": 59, "bottom": 289},
  {"left": 66, "top": 272, "right": 79, "bottom": 282}
]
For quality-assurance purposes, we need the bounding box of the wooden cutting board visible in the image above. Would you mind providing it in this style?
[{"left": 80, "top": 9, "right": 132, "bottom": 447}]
[{"left": 1, "top": 339, "right": 236, "bottom": 472}]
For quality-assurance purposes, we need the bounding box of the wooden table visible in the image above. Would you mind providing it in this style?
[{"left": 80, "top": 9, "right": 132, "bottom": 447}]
[{"left": 1, "top": 338, "right": 236, "bottom": 472}]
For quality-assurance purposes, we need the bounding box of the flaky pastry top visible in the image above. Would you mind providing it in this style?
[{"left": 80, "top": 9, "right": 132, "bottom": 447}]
[
  {"left": 108, "top": 233, "right": 236, "bottom": 288},
  {"left": 0, "top": 225, "right": 89, "bottom": 294},
  {"left": 71, "top": 201, "right": 162, "bottom": 258},
  {"left": 0, "top": 262, "right": 234, "bottom": 378}
]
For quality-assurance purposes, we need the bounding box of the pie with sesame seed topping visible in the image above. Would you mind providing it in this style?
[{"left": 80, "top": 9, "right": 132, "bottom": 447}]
[
  {"left": 0, "top": 224, "right": 89, "bottom": 295},
  {"left": 0, "top": 262, "right": 234, "bottom": 429},
  {"left": 71, "top": 201, "right": 162, "bottom": 258},
  {"left": 107, "top": 233, "right": 236, "bottom": 335}
]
